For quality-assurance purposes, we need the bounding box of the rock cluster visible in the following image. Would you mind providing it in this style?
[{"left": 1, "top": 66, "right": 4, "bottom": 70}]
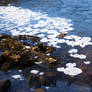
[{"left": 0, "top": 34, "right": 57, "bottom": 72}]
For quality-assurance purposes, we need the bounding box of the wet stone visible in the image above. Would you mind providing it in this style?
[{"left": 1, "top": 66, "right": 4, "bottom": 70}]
[
  {"left": 18, "top": 35, "right": 39, "bottom": 43},
  {"left": 59, "top": 33, "right": 67, "bottom": 38},
  {"left": 30, "top": 36, "right": 39, "bottom": 43},
  {"left": 0, "top": 80, "right": 11, "bottom": 92},
  {"left": 45, "top": 56, "right": 57, "bottom": 64},
  {"left": 32, "top": 43, "right": 55, "bottom": 53}
]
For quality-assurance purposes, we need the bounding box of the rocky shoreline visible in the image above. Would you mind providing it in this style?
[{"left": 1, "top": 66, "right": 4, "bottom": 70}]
[
  {"left": 0, "top": 34, "right": 58, "bottom": 92},
  {"left": 0, "top": 34, "right": 57, "bottom": 72}
]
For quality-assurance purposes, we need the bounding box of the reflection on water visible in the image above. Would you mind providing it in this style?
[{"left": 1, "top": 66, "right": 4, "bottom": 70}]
[{"left": 0, "top": 0, "right": 92, "bottom": 92}]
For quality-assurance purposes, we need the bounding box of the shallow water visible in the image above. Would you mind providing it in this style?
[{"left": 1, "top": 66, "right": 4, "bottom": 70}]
[{"left": 0, "top": 0, "right": 92, "bottom": 92}]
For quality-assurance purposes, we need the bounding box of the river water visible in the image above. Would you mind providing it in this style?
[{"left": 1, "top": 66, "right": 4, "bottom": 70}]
[{"left": 0, "top": 0, "right": 92, "bottom": 92}]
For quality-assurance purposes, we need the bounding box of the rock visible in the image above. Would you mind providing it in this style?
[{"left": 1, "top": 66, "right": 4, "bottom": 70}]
[
  {"left": 59, "top": 33, "right": 67, "bottom": 38},
  {"left": 0, "top": 34, "right": 57, "bottom": 71},
  {"left": 18, "top": 35, "right": 29, "bottom": 40},
  {"left": 34, "top": 88, "right": 46, "bottom": 92},
  {"left": 0, "top": 80, "right": 11, "bottom": 92},
  {"left": 18, "top": 35, "right": 39, "bottom": 43},
  {"left": 30, "top": 36, "right": 39, "bottom": 43},
  {"left": 3, "top": 50, "right": 11, "bottom": 56},
  {"left": 32, "top": 43, "right": 55, "bottom": 53},
  {"left": 1, "top": 62, "right": 12, "bottom": 72},
  {"left": 45, "top": 56, "right": 57, "bottom": 64},
  {"left": 9, "top": 54, "right": 20, "bottom": 63}
]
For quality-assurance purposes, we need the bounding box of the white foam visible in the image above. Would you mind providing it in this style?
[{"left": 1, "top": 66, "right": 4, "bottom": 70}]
[
  {"left": 84, "top": 61, "right": 91, "bottom": 65},
  {"left": 35, "top": 61, "right": 43, "bottom": 64},
  {"left": 18, "top": 70, "right": 22, "bottom": 72},
  {"left": 70, "top": 54, "right": 86, "bottom": 59},
  {"left": 39, "top": 72, "right": 44, "bottom": 75},
  {"left": 30, "top": 70, "right": 39, "bottom": 74},
  {"left": 12, "top": 75, "right": 23, "bottom": 80},
  {"left": 68, "top": 49, "right": 78, "bottom": 54},
  {"left": 64, "top": 35, "right": 92, "bottom": 48},
  {"left": 57, "top": 63, "right": 82, "bottom": 76}
]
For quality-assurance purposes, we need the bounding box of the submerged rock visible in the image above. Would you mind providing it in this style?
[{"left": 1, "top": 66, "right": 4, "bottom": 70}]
[
  {"left": 0, "top": 80, "right": 11, "bottom": 92},
  {"left": 32, "top": 43, "right": 55, "bottom": 53},
  {"left": 59, "top": 33, "right": 67, "bottom": 38},
  {"left": 45, "top": 56, "right": 57, "bottom": 64},
  {"left": 34, "top": 88, "right": 46, "bottom": 92},
  {"left": 18, "top": 35, "right": 39, "bottom": 43}
]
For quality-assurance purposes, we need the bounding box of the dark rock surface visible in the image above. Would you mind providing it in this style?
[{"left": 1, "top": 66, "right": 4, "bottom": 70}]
[{"left": 0, "top": 80, "right": 11, "bottom": 92}]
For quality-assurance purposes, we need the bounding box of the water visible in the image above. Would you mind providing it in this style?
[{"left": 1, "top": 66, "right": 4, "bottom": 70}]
[{"left": 0, "top": 0, "right": 92, "bottom": 92}]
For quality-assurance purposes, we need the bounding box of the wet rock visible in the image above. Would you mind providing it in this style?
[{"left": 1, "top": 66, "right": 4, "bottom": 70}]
[
  {"left": 30, "top": 36, "right": 39, "bottom": 43},
  {"left": 1, "top": 62, "right": 12, "bottom": 72},
  {"left": 18, "top": 35, "right": 30, "bottom": 40},
  {"left": 18, "top": 35, "right": 39, "bottom": 43},
  {"left": 0, "top": 80, "right": 11, "bottom": 92},
  {"left": 59, "top": 33, "right": 67, "bottom": 38},
  {"left": 19, "top": 51, "right": 35, "bottom": 65},
  {"left": 45, "top": 56, "right": 57, "bottom": 64},
  {"left": 0, "top": 34, "right": 10, "bottom": 40},
  {"left": 3, "top": 50, "right": 11, "bottom": 56},
  {"left": 9, "top": 54, "right": 20, "bottom": 63},
  {"left": 34, "top": 88, "right": 46, "bottom": 92},
  {"left": 0, "top": 37, "right": 23, "bottom": 51},
  {"left": 32, "top": 43, "right": 55, "bottom": 53}
]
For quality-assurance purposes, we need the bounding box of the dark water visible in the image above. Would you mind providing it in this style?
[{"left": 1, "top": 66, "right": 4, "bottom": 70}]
[{"left": 0, "top": 0, "right": 92, "bottom": 92}]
